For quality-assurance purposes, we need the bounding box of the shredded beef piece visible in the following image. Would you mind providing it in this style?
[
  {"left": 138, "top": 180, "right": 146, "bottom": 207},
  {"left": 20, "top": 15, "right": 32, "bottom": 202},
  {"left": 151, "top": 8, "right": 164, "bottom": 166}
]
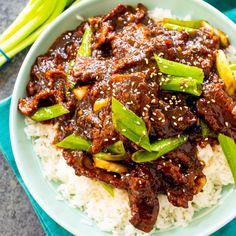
[
  {"left": 127, "top": 165, "right": 159, "bottom": 233},
  {"left": 197, "top": 73, "right": 236, "bottom": 140}
]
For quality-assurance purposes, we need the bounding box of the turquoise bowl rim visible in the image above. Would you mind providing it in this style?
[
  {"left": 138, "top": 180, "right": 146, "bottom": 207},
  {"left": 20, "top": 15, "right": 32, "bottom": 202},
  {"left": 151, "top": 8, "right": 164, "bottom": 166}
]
[{"left": 10, "top": 0, "right": 236, "bottom": 235}]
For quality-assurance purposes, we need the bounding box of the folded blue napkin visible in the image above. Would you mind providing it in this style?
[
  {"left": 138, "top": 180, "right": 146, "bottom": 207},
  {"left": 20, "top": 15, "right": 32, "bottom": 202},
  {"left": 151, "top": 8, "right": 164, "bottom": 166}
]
[{"left": 0, "top": 1, "right": 236, "bottom": 235}]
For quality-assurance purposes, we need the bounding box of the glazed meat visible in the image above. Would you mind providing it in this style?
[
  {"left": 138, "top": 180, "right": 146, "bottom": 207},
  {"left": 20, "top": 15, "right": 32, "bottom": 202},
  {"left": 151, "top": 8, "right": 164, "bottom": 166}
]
[{"left": 18, "top": 4, "right": 236, "bottom": 233}]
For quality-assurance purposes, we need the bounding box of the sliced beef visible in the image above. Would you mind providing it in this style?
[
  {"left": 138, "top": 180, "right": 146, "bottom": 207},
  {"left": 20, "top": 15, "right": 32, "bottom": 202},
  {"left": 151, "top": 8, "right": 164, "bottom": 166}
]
[
  {"left": 197, "top": 73, "right": 236, "bottom": 140},
  {"left": 127, "top": 165, "right": 159, "bottom": 233}
]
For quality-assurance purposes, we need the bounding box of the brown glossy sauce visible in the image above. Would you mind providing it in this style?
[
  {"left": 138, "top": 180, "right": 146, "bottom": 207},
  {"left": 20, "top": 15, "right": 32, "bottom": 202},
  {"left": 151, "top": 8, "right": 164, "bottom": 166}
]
[{"left": 18, "top": 4, "right": 236, "bottom": 232}]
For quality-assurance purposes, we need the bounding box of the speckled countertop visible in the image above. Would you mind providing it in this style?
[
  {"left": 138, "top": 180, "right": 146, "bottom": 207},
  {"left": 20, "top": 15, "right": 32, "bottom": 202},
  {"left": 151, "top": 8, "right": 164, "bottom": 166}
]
[{"left": 0, "top": 1, "right": 44, "bottom": 235}]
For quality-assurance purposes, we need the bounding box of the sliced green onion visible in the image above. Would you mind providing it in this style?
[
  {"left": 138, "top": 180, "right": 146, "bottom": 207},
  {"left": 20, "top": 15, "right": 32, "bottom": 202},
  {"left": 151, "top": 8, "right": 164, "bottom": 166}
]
[
  {"left": 56, "top": 134, "right": 91, "bottom": 151},
  {"left": 154, "top": 54, "right": 204, "bottom": 82},
  {"left": 93, "top": 141, "right": 126, "bottom": 161},
  {"left": 31, "top": 104, "right": 69, "bottom": 121},
  {"left": 163, "top": 18, "right": 202, "bottom": 28},
  {"left": 77, "top": 25, "right": 92, "bottom": 57},
  {"left": 200, "top": 120, "right": 217, "bottom": 138},
  {"left": 132, "top": 135, "right": 188, "bottom": 163},
  {"left": 112, "top": 97, "right": 151, "bottom": 151},
  {"left": 99, "top": 181, "right": 114, "bottom": 197},
  {"left": 163, "top": 23, "right": 196, "bottom": 33},
  {"left": 216, "top": 50, "right": 236, "bottom": 95},
  {"left": 94, "top": 158, "right": 128, "bottom": 174},
  {"left": 218, "top": 134, "right": 236, "bottom": 185},
  {"left": 106, "top": 141, "right": 126, "bottom": 155},
  {"left": 200, "top": 120, "right": 211, "bottom": 138},
  {"left": 160, "top": 76, "right": 202, "bottom": 96},
  {"left": 93, "top": 152, "right": 125, "bottom": 161}
]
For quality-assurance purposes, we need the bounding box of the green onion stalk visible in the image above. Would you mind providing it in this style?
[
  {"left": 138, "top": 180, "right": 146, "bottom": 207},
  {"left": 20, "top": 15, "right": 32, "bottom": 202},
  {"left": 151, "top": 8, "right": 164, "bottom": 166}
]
[
  {"left": 218, "top": 134, "right": 236, "bottom": 185},
  {"left": 132, "top": 135, "right": 188, "bottom": 163},
  {"left": 0, "top": 0, "right": 81, "bottom": 67}
]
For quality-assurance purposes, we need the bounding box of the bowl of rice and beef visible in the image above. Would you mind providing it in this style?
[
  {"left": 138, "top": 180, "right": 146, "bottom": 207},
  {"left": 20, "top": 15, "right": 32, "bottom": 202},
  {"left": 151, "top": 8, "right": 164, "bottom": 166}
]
[{"left": 10, "top": 0, "right": 236, "bottom": 235}]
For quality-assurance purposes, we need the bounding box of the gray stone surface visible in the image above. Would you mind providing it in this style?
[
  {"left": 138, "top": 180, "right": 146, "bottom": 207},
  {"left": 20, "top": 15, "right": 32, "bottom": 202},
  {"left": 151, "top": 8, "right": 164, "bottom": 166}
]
[{"left": 0, "top": 1, "right": 45, "bottom": 235}]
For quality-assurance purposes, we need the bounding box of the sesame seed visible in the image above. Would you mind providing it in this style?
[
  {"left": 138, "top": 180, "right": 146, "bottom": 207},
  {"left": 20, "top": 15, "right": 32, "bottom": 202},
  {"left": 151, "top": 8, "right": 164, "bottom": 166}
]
[
  {"left": 104, "top": 138, "right": 109, "bottom": 142},
  {"left": 225, "top": 121, "right": 229, "bottom": 127},
  {"left": 122, "top": 107, "right": 127, "bottom": 110},
  {"left": 173, "top": 122, "right": 177, "bottom": 126},
  {"left": 136, "top": 121, "right": 141, "bottom": 125},
  {"left": 211, "top": 99, "right": 216, "bottom": 103},
  {"left": 122, "top": 129, "right": 127, "bottom": 132},
  {"left": 150, "top": 117, "right": 155, "bottom": 121},
  {"left": 142, "top": 131, "right": 147, "bottom": 135},
  {"left": 144, "top": 58, "right": 149, "bottom": 64}
]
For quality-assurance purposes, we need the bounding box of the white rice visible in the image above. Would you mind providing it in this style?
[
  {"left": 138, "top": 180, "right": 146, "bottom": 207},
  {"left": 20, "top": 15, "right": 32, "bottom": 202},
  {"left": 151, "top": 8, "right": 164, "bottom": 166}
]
[
  {"left": 24, "top": 7, "right": 235, "bottom": 236},
  {"left": 24, "top": 117, "right": 233, "bottom": 236}
]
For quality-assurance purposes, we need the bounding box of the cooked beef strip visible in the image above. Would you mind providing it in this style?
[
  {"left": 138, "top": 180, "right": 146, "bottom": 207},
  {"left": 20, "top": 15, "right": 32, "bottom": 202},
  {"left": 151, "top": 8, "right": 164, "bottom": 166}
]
[
  {"left": 18, "top": 3, "right": 235, "bottom": 233},
  {"left": 197, "top": 73, "right": 236, "bottom": 139}
]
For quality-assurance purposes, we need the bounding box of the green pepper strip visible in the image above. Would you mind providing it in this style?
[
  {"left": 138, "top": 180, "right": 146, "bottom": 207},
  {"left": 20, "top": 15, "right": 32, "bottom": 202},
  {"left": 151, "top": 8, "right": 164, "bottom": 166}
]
[
  {"left": 163, "top": 23, "right": 196, "bottom": 33},
  {"left": 154, "top": 54, "right": 204, "bottom": 83},
  {"left": 112, "top": 97, "right": 151, "bottom": 152},
  {"left": 218, "top": 134, "right": 236, "bottom": 185},
  {"left": 132, "top": 135, "right": 188, "bottom": 163},
  {"left": 163, "top": 18, "right": 203, "bottom": 28},
  {"left": 77, "top": 24, "right": 92, "bottom": 57},
  {"left": 200, "top": 120, "right": 217, "bottom": 138},
  {"left": 99, "top": 181, "right": 114, "bottom": 197},
  {"left": 160, "top": 76, "right": 202, "bottom": 96},
  {"left": 31, "top": 104, "right": 69, "bottom": 121},
  {"left": 56, "top": 134, "right": 91, "bottom": 151}
]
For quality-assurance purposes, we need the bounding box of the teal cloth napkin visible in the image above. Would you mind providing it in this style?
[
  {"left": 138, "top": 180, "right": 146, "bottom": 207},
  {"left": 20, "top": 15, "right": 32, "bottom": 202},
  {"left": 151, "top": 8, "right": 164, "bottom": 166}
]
[
  {"left": 0, "top": 1, "right": 236, "bottom": 235},
  {"left": 0, "top": 97, "right": 72, "bottom": 236}
]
